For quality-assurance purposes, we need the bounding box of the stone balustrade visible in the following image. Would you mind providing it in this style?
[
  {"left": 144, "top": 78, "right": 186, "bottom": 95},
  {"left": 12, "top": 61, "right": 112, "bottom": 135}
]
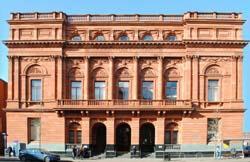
[
  {"left": 57, "top": 99, "right": 192, "bottom": 109},
  {"left": 10, "top": 12, "right": 242, "bottom": 22}
]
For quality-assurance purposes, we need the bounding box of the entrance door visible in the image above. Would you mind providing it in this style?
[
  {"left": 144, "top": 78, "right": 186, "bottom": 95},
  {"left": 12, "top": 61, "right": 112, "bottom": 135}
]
[
  {"left": 140, "top": 123, "right": 155, "bottom": 153},
  {"left": 116, "top": 123, "right": 131, "bottom": 152},
  {"left": 92, "top": 123, "right": 106, "bottom": 155}
]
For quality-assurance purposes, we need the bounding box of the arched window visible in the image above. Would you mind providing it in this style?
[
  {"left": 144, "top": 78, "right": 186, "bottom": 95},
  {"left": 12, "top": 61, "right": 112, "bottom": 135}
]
[
  {"left": 119, "top": 35, "right": 129, "bottom": 41},
  {"left": 166, "top": 35, "right": 177, "bottom": 41},
  {"left": 95, "top": 35, "right": 105, "bottom": 41},
  {"left": 143, "top": 34, "right": 153, "bottom": 41},
  {"left": 165, "top": 122, "right": 178, "bottom": 144},
  {"left": 71, "top": 35, "right": 82, "bottom": 41}
]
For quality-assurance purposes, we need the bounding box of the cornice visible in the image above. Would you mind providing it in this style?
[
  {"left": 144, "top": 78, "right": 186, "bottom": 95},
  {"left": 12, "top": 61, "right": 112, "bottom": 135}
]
[{"left": 3, "top": 40, "right": 248, "bottom": 48}]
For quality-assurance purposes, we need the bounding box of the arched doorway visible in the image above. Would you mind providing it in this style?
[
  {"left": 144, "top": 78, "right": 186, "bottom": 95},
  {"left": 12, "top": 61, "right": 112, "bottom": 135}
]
[
  {"left": 165, "top": 122, "right": 178, "bottom": 144},
  {"left": 92, "top": 123, "right": 106, "bottom": 155},
  {"left": 116, "top": 123, "right": 131, "bottom": 152},
  {"left": 140, "top": 123, "right": 155, "bottom": 153}
]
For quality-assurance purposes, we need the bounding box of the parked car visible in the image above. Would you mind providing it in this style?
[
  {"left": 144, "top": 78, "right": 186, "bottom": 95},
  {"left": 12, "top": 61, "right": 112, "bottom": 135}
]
[
  {"left": 19, "top": 148, "right": 60, "bottom": 162},
  {"left": 244, "top": 146, "right": 250, "bottom": 157}
]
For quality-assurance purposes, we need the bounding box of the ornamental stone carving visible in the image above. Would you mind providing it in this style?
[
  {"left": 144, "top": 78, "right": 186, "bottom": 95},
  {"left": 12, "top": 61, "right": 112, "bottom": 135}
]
[
  {"left": 27, "top": 65, "right": 42, "bottom": 74},
  {"left": 116, "top": 67, "right": 131, "bottom": 78},
  {"left": 205, "top": 66, "right": 221, "bottom": 75},
  {"left": 68, "top": 68, "right": 84, "bottom": 78},
  {"left": 200, "top": 57, "right": 232, "bottom": 63},
  {"left": 165, "top": 68, "right": 179, "bottom": 77},
  {"left": 90, "top": 58, "right": 109, "bottom": 70},
  {"left": 22, "top": 57, "right": 54, "bottom": 63},
  {"left": 141, "top": 67, "right": 156, "bottom": 78},
  {"left": 92, "top": 67, "right": 108, "bottom": 78}
]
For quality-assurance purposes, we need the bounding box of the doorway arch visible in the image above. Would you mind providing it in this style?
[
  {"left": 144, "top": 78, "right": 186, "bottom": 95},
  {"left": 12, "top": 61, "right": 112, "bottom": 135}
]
[
  {"left": 92, "top": 122, "right": 106, "bottom": 155},
  {"left": 140, "top": 122, "right": 155, "bottom": 153},
  {"left": 116, "top": 123, "right": 131, "bottom": 152}
]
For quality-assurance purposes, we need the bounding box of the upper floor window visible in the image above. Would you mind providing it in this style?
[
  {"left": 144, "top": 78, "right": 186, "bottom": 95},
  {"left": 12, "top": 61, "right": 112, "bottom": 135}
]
[
  {"left": 71, "top": 35, "right": 82, "bottom": 41},
  {"left": 71, "top": 81, "right": 81, "bottom": 100},
  {"left": 119, "top": 35, "right": 129, "bottom": 41},
  {"left": 28, "top": 118, "right": 40, "bottom": 142},
  {"left": 166, "top": 35, "right": 177, "bottom": 41},
  {"left": 166, "top": 81, "right": 177, "bottom": 100},
  {"left": 118, "top": 81, "right": 129, "bottom": 100},
  {"left": 143, "top": 34, "right": 153, "bottom": 41},
  {"left": 95, "top": 35, "right": 105, "bottom": 41},
  {"left": 208, "top": 80, "right": 219, "bottom": 101},
  {"left": 31, "top": 79, "right": 41, "bottom": 101},
  {"left": 142, "top": 81, "right": 153, "bottom": 100},
  {"left": 95, "top": 81, "right": 106, "bottom": 100}
]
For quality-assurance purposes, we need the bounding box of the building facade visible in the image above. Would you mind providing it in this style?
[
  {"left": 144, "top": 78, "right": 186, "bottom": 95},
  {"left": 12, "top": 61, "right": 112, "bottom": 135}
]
[
  {"left": 4, "top": 12, "right": 248, "bottom": 157},
  {"left": 0, "top": 79, "right": 7, "bottom": 154}
]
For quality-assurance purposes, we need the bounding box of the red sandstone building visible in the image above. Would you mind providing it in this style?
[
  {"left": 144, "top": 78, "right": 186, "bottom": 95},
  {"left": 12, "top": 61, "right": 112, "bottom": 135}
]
[
  {"left": 3, "top": 12, "right": 248, "bottom": 157},
  {"left": 0, "top": 79, "right": 7, "bottom": 154}
]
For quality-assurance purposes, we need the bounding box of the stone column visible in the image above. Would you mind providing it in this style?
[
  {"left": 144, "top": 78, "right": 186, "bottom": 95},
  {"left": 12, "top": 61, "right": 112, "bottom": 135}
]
[
  {"left": 200, "top": 75, "right": 205, "bottom": 102},
  {"left": 7, "top": 56, "right": 13, "bottom": 100},
  {"left": 155, "top": 117, "right": 165, "bottom": 158},
  {"left": 231, "top": 56, "right": 237, "bottom": 100},
  {"left": 13, "top": 56, "right": 20, "bottom": 102},
  {"left": 157, "top": 57, "right": 163, "bottom": 100},
  {"left": 183, "top": 55, "right": 192, "bottom": 100},
  {"left": 133, "top": 57, "right": 138, "bottom": 99},
  {"left": 237, "top": 56, "right": 243, "bottom": 100},
  {"left": 130, "top": 117, "right": 140, "bottom": 158},
  {"left": 57, "top": 56, "right": 63, "bottom": 100},
  {"left": 192, "top": 55, "right": 199, "bottom": 101},
  {"left": 84, "top": 57, "right": 89, "bottom": 100},
  {"left": 82, "top": 117, "right": 90, "bottom": 147},
  {"left": 106, "top": 117, "right": 116, "bottom": 157},
  {"left": 108, "top": 57, "right": 113, "bottom": 100}
]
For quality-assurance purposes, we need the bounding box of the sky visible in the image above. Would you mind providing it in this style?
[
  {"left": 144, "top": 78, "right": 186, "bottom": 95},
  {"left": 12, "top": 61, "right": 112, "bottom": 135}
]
[{"left": 0, "top": 0, "right": 249, "bottom": 131}]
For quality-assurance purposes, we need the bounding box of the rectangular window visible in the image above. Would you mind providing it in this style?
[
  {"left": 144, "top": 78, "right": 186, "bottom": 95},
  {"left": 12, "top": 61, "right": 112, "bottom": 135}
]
[
  {"left": 71, "top": 81, "right": 82, "bottom": 100},
  {"left": 68, "top": 130, "right": 74, "bottom": 144},
  {"left": 95, "top": 81, "right": 106, "bottom": 100},
  {"left": 29, "top": 118, "right": 40, "bottom": 142},
  {"left": 208, "top": 80, "right": 219, "bottom": 101},
  {"left": 142, "top": 81, "right": 153, "bottom": 100},
  {"left": 207, "top": 118, "right": 219, "bottom": 143},
  {"left": 165, "top": 131, "right": 171, "bottom": 144},
  {"left": 31, "top": 79, "right": 41, "bottom": 101},
  {"left": 118, "top": 81, "right": 129, "bottom": 100},
  {"left": 166, "top": 81, "right": 177, "bottom": 100}
]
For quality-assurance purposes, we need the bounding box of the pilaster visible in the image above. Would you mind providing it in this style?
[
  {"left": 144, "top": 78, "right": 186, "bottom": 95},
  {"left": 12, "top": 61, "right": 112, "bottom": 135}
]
[
  {"left": 237, "top": 55, "right": 243, "bottom": 100},
  {"left": 192, "top": 55, "right": 199, "bottom": 101},
  {"left": 183, "top": 55, "right": 192, "bottom": 100},
  {"left": 157, "top": 57, "right": 163, "bottom": 100},
  {"left": 13, "top": 56, "right": 20, "bottom": 101},
  {"left": 133, "top": 57, "right": 138, "bottom": 99},
  {"left": 57, "top": 56, "right": 63, "bottom": 99},
  {"left": 108, "top": 57, "right": 113, "bottom": 100},
  {"left": 7, "top": 56, "right": 13, "bottom": 100},
  {"left": 84, "top": 57, "right": 89, "bottom": 100},
  {"left": 231, "top": 56, "right": 237, "bottom": 100}
]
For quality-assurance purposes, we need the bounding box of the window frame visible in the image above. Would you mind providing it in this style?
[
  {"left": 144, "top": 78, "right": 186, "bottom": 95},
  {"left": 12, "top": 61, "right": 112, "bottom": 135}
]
[
  {"left": 206, "top": 78, "right": 221, "bottom": 102},
  {"left": 28, "top": 118, "right": 41, "bottom": 143},
  {"left": 117, "top": 81, "right": 129, "bottom": 100},
  {"left": 30, "top": 79, "right": 42, "bottom": 102},
  {"left": 70, "top": 81, "right": 82, "bottom": 100},
  {"left": 142, "top": 81, "right": 154, "bottom": 100},
  {"left": 71, "top": 35, "right": 82, "bottom": 41},
  {"left": 165, "top": 81, "right": 178, "bottom": 100},
  {"left": 94, "top": 81, "right": 106, "bottom": 100},
  {"left": 118, "top": 35, "right": 129, "bottom": 41}
]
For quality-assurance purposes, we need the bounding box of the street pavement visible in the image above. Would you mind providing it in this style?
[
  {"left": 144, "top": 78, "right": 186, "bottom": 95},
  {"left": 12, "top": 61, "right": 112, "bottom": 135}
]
[{"left": 0, "top": 156, "right": 250, "bottom": 162}]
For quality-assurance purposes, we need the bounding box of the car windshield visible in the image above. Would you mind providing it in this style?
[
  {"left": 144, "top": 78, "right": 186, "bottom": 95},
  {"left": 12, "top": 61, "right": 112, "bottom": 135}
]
[{"left": 27, "top": 148, "right": 50, "bottom": 153}]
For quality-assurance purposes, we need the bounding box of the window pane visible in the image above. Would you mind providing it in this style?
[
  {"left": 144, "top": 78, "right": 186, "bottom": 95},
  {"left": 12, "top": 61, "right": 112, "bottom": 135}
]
[
  {"left": 165, "top": 131, "right": 171, "bottom": 144},
  {"left": 208, "top": 80, "right": 219, "bottom": 101},
  {"left": 95, "top": 35, "right": 105, "bottom": 41},
  {"left": 119, "top": 35, "right": 129, "bottom": 41},
  {"left": 72, "top": 36, "right": 82, "bottom": 41},
  {"left": 68, "top": 130, "right": 74, "bottom": 144},
  {"left": 173, "top": 131, "right": 178, "bottom": 144},
  {"left": 118, "top": 81, "right": 129, "bottom": 99},
  {"left": 142, "top": 81, "right": 153, "bottom": 100},
  {"left": 167, "top": 35, "right": 177, "bottom": 41},
  {"left": 143, "top": 35, "right": 153, "bottom": 41},
  {"left": 29, "top": 118, "right": 40, "bottom": 142},
  {"left": 95, "top": 81, "right": 106, "bottom": 100},
  {"left": 31, "top": 80, "right": 41, "bottom": 101},
  {"left": 71, "top": 81, "right": 81, "bottom": 100},
  {"left": 77, "top": 130, "right": 82, "bottom": 144},
  {"left": 166, "top": 81, "right": 177, "bottom": 99}
]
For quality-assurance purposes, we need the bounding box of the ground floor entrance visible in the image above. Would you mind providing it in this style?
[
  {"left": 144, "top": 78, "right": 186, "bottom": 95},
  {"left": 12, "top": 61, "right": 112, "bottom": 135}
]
[{"left": 92, "top": 122, "right": 106, "bottom": 155}]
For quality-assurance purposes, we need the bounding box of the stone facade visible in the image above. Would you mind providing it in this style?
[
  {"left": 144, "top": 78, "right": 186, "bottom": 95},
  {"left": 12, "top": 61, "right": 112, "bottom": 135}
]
[
  {"left": 3, "top": 12, "right": 248, "bottom": 157},
  {"left": 0, "top": 79, "right": 7, "bottom": 154}
]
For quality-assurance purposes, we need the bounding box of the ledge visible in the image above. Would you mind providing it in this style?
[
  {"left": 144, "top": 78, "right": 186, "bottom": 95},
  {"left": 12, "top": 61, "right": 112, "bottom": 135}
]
[{"left": 3, "top": 40, "right": 248, "bottom": 48}]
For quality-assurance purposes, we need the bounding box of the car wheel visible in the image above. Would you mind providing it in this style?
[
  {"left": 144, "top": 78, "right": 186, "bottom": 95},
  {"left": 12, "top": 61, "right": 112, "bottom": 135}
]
[
  {"left": 20, "top": 156, "right": 26, "bottom": 162},
  {"left": 44, "top": 156, "right": 50, "bottom": 162}
]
